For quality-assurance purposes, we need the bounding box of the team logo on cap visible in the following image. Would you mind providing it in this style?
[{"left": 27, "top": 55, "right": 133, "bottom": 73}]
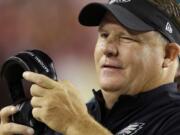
[
  {"left": 165, "top": 22, "right": 173, "bottom": 34},
  {"left": 109, "top": 0, "right": 131, "bottom": 4}
]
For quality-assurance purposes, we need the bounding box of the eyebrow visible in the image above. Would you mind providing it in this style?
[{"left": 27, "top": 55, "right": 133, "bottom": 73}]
[{"left": 98, "top": 24, "right": 105, "bottom": 32}]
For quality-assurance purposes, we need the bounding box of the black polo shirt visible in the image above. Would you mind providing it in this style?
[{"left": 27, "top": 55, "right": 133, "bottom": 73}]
[
  {"left": 87, "top": 83, "right": 180, "bottom": 135},
  {"left": 45, "top": 83, "right": 180, "bottom": 135}
]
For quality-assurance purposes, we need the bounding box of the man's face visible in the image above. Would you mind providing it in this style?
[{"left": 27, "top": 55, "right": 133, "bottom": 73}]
[{"left": 94, "top": 13, "right": 165, "bottom": 95}]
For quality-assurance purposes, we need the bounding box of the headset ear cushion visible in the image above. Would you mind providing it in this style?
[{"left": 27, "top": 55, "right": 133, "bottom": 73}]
[
  {"left": 0, "top": 56, "right": 31, "bottom": 102},
  {"left": 1, "top": 57, "right": 30, "bottom": 81},
  {"left": 0, "top": 49, "right": 57, "bottom": 102}
]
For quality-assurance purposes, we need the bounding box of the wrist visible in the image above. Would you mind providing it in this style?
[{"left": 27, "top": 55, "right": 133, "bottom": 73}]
[{"left": 66, "top": 113, "right": 112, "bottom": 135}]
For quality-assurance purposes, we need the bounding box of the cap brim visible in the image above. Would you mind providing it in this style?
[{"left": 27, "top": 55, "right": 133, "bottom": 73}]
[{"left": 79, "top": 3, "right": 154, "bottom": 31}]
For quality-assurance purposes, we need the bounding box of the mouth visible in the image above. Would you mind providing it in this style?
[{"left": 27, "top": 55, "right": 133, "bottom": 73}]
[{"left": 101, "top": 64, "right": 123, "bottom": 69}]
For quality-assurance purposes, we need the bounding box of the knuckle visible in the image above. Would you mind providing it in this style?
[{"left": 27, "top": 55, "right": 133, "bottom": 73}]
[
  {"left": 30, "top": 97, "right": 35, "bottom": 106},
  {"left": 36, "top": 78, "right": 43, "bottom": 84},
  {"left": 43, "top": 108, "right": 49, "bottom": 118},
  {"left": 30, "top": 84, "right": 39, "bottom": 96},
  {"left": 30, "top": 84, "right": 36, "bottom": 94},
  {"left": 32, "top": 108, "right": 41, "bottom": 122},
  {"left": 0, "top": 108, "right": 6, "bottom": 115},
  {"left": 31, "top": 84, "right": 36, "bottom": 89},
  {"left": 6, "top": 123, "right": 14, "bottom": 131},
  {"left": 31, "top": 84, "right": 37, "bottom": 91},
  {"left": 33, "top": 75, "right": 42, "bottom": 84},
  {"left": 37, "top": 75, "right": 46, "bottom": 83},
  {"left": 0, "top": 108, "right": 7, "bottom": 117},
  {"left": 32, "top": 108, "right": 37, "bottom": 118},
  {"left": 44, "top": 99, "right": 51, "bottom": 107}
]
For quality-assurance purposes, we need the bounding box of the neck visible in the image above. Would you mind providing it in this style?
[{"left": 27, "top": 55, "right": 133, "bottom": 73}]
[
  {"left": 102, "top": 80, "right": 174, "bottom": 109},
  {"left": 102, "top": 90, "right": 121, "bottom": 109}
]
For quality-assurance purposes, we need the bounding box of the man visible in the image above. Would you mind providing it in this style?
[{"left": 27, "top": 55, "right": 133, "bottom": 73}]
[{"left": 0, "top": 0, "right": 180, "bottom": 135}]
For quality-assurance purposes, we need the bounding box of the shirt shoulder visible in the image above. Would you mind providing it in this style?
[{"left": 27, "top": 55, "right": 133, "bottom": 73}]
[{"left": 156, "top": 110, "right": 180, "bottom": 135}]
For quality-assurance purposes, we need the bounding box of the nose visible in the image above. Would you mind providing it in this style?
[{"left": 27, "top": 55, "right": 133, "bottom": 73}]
[{"left": 102, "top": 38, "right": 118, "bottom": 57}]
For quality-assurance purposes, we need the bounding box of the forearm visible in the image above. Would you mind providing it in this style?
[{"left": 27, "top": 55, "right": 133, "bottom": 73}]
[{"left": 66, "top": 114, "right": 112, "bottom": 135}]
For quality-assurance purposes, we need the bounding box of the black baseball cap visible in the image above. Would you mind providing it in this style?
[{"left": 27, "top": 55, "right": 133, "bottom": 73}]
[{"left": 79, "top": 0, "right": 180, "bottom": 44}]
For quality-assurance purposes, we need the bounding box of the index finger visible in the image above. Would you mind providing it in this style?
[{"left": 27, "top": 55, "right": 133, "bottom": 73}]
[{"left": 23, "top": 71, "right": 56, "bottom": 89}]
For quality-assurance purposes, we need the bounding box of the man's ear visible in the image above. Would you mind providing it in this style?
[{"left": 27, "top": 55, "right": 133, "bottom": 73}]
[{"left": 163, "top": 43, "right": 180, "bottom": 68}]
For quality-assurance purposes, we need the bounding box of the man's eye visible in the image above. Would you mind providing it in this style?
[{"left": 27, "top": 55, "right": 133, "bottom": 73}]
[
  {"left": 100, "top": 32, "right": 109, "bottom": 38},
  {"left": 120, "top": 36, "right": 138, "bottom": 42},
  {"left": 121, "top": 36, "right": 133, "bottom": 40}
]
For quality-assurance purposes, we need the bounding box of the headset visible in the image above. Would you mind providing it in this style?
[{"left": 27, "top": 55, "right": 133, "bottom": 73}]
[{"left": 0, "top": 49, "right": 57, "bottom": 135}]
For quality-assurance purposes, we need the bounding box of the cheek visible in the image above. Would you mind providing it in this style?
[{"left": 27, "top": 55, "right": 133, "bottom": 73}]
[
  {"left": 94, "top": 46, "right": 99, "bottom": 65},
  {"left": 131, "top": 46, "right": 163, "bottom": 79},
  {"left": 122, "top": 45, "right": 149, "bottom": 77},
  {"left": 142, "top": 46, "right": 163, "bottom": 67},
  {"left": 94, "top": 42, "right": 104, "bottom": 69},
  {"left": 118, "top": 45, "right": 142, "bottom": 68}
]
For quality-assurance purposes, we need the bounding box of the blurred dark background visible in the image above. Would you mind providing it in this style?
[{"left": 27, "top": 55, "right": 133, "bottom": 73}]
[{"left": 0, "top": 0, "right": 105, "bottom": 108}]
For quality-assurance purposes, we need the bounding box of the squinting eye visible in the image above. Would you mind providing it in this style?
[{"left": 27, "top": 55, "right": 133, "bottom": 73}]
[
  {"left": 120, "top": 36, "right": 138, "bottom": 42},
  {"left": 100, "top": 32, "right": 109, "bottom": 39},
  {"left": 121, "top": 36, "right": 133, "bottom": 40}
]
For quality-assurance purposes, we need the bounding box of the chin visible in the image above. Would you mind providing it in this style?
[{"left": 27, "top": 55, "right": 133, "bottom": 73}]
[{"left": 100, "top": 79, "right": 123, "bottom": 92}]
